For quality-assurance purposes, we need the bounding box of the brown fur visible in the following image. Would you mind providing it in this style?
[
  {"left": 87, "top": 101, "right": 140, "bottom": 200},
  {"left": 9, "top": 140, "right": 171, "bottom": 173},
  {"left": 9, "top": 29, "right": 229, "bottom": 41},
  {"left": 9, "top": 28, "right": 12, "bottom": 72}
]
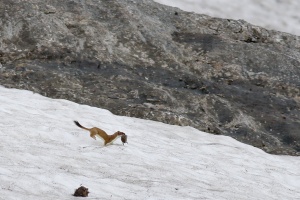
[
  {"left": 74, "top": 121, "right": 125, "bottom": 145},
  {"left": 121, "top": 134, "right": 128, "bottom": 145}
]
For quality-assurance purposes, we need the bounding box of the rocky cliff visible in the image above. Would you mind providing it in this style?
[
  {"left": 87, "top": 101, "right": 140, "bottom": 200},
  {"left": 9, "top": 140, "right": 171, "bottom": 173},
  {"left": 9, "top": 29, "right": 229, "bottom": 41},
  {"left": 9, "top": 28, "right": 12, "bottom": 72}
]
[{"left": 0, "top": 0, "right": 299, "bottom": 155}]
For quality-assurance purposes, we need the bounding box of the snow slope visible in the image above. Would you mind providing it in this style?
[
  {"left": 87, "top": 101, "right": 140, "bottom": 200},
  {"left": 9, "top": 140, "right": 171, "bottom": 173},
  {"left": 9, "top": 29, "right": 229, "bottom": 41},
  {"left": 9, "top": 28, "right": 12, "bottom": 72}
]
[
  {"left": 154, "top": 0, "right": 300, "bottom": 36},
  {"left": 0, "top": 86, "right": 299, "bottom": 200}
]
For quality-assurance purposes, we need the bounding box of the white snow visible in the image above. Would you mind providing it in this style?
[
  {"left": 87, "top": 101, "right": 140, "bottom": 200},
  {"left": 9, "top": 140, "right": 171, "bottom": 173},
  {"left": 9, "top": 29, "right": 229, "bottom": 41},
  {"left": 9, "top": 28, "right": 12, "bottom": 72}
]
[
  {"left": 0, "top": 86, "right": 300, "bottom": 200},
  {"left": 154, "top": 0, "right": 300, "bottom": 36}
]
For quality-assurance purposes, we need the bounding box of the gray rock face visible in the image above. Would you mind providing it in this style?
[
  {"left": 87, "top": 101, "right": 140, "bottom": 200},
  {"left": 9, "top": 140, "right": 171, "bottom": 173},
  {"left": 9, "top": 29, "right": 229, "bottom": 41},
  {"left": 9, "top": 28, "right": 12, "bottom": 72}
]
[{"left": 0, "top": 0, "right": 299, "bottom": 155}]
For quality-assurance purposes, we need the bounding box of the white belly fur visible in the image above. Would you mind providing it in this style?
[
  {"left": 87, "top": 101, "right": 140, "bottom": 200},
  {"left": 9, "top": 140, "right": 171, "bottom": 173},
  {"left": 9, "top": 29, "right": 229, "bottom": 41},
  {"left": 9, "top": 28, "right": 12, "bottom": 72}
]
[
  {"left": 95, "top": 135, "right": 120, "bottom": 144},
  {"left": 107, "top": 135, "right": 121, "bottom": 144}
]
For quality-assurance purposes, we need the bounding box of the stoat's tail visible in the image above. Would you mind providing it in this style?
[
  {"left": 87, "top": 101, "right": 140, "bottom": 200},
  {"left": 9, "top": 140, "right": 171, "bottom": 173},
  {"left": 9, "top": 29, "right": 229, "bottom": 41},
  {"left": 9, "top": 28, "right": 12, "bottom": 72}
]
[{"left": 74, "top": 121, "right": 90, "bottom": 131}]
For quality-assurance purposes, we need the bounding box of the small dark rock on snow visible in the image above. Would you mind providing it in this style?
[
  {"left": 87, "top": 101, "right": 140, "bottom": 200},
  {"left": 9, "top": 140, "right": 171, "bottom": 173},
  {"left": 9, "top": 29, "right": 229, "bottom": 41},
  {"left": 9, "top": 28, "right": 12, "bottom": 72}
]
[{"left": 73, "top": 186, "right": 89, "bottom": 197}]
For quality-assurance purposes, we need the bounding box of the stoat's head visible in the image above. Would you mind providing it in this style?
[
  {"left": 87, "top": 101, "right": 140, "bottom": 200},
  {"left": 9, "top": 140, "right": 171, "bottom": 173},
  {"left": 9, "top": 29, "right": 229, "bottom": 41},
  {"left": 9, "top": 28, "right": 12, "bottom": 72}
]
[{"left": 117, "top": 131, "right": 126, "bottom": 136}]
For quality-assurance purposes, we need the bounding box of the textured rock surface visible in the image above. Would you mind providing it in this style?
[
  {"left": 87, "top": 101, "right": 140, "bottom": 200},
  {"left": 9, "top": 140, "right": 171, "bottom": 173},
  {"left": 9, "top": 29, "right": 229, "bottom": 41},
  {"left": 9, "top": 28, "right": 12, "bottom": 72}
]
[
  {"left": 0, "top": 0, "right": 299, "bottom": 155},
  {"left": 155, "top": 0, "right": 300, "bottom": 36}
]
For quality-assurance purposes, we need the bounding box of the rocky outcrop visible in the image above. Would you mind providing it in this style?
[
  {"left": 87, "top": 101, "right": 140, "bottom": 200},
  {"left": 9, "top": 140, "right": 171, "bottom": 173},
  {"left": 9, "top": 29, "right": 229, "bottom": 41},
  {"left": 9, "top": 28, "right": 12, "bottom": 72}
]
[{"left": 0, "top": 0, "right": 299, "bottom": 155}]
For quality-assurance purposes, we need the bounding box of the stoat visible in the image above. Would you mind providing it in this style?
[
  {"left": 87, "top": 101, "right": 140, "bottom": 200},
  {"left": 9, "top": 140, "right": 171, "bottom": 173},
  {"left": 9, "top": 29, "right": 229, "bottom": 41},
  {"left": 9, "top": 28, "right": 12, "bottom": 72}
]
[{"left": 74, "top": 121, "right": 125, "bottom": 145}]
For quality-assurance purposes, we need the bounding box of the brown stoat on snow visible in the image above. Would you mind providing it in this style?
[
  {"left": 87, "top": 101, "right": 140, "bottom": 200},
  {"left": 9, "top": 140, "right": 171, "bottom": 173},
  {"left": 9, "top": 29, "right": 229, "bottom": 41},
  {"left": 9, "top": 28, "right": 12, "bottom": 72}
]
[{"left": 74, "top": 121, "right": 125, "bottom": 145}]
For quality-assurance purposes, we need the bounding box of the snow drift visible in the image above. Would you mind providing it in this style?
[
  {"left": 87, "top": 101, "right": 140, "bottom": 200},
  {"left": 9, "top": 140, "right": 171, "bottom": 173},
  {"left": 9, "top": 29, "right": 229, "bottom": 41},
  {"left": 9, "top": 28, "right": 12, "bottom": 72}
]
[{"left": 0, "top": 86, "right": 299, "bottom": 199}]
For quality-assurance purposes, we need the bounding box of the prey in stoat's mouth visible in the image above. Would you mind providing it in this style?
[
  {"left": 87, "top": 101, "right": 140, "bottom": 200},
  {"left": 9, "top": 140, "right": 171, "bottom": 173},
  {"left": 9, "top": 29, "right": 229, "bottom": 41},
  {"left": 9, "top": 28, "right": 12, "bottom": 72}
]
[
  {"left": 74, "top": 121, "right": 125, "bottom": 145},
  {"left": 121, "top": 134, "right": 128, "bottom": 145}
]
